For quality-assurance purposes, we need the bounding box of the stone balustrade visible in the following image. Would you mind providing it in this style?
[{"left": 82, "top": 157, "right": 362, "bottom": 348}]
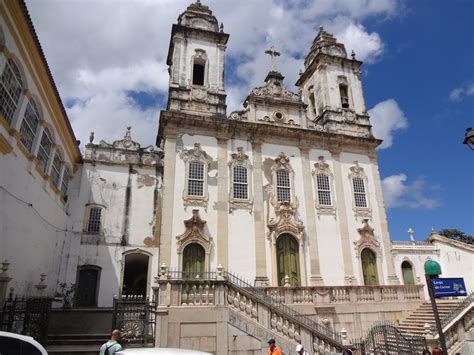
[
  {"left": 264, "top": 284, "right": 425, "bottom": 305},
  {"left": 155, "top": 268, "right": 344, "bottom": 353}
]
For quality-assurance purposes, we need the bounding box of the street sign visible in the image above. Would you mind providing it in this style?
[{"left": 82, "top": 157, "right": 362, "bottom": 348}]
[{"left": 432, "top": 277, "right": 467, "bottom": 298}]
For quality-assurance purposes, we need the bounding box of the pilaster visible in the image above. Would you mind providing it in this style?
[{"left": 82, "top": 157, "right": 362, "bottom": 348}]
[
  {"left": 159, "top": 132, "right": 178, "bottom": 268},
  {"left": 252, "top": 140, "right": 269, "bottom": 286},
  {"left": 216, "top": 136, "right": 229, "bottom": 269},
  {"left": 331, "top": 149, "right": 355, "bottom": 284},
  {"left": 300, "top": 145, "right": 323, "bottom": 285},
  {"left": 369, "top": 151, "right": 399, "bottom": 285}
]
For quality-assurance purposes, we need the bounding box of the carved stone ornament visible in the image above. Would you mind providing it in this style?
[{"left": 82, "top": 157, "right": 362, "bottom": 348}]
[
  {"left": 176, "top": 209, "right": 212, "bottom": 255},
  {"left": 267, "top": 202, "right": 305, "bottom": 245},
  {"left": 251, "top": 79, "right": 300, "bottom": 102},
  {"left": 229, "top": 110, "right": 248, "bottom": 121},
  {"left": 180, "top": 143, "right": 212, "bottom": 164},
  {"left": 228, "top": 147, "right": 253, "bottom": 212},
  {"left": 353, "top": 219, "right": 380, "bottom": 257},
  {"left": 192, "top": 87, "right": 207, "bottom": 102}
]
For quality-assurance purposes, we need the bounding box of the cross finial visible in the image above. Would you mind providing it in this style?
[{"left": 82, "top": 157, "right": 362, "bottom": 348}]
[
  {"left": 265, "top": 46, "right": 280, "bottom": 71},
  {"left": 407, "top": 227, "right": 415, "bottom": 242}
]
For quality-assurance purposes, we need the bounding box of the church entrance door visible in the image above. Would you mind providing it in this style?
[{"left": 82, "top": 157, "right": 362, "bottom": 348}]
[
  {"left": 123, "top": 253, "right": 149, "bottom": 297},
  {"left": 76, "top": 266, "right": 100, "bottom": 307},
  {"left": 276, "top": 234, "right": 300, "bottom": 286},
  {"left": 361, "top": 248, "right": 379, "bottom": 286},
  {"left": 402, "top": 261, "right": 415, "bottom": 285},
  {"left": 183, "top": 243, "right": 205, "bottom": 278}
]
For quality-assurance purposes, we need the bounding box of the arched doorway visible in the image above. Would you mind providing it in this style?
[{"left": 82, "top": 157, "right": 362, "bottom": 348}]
[
  {"left": 402, "top": 261, "right": 415, "bottom": 285},
  {"left": 361, "top": 248, "right": 379, "bottom": 286},
  {"left": 75, "top": 265, "right": 100, "bottom": 307},
  {"left": 123, "top": 253, "right": 149, "bottom": 297},
  {"left": 183, "top": 243, "right": 205, "bottom": 278},
  {"left": 276, "top": 234, "right": 300, "bottom": 286}
]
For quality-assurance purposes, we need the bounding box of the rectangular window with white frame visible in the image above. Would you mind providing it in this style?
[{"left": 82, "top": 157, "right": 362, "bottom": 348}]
[
  {"left": 188, "top": 160, "right": 205, "bottom": 197},
  {"left": 233, "top": 165, "right": 248, "bottom": 200},
  {"left": 276, "top": 169, "right": 291, "bottom": 203},
  {"left": 353, "top": 177, "right": 367, "bottom": 208},
  {"left": 316, "top": 173, "right": 332, "bottom": 206}
]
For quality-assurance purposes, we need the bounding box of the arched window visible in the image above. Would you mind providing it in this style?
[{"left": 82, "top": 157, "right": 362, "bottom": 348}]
[
  {"left": 61, "top": 166, "right": 71, "bottom": 197},
  {"left": 19, "top": 99, "right": 40, "bottom": 153},
  {"left": 339, "top": 84, "right": 349, "bottom": 108},
  {"left": 37, "top": 127, "right": 52, "bottom": 173},
  {"left": 84, "top": 204, "right": 105, "bottom": 234},
  {"left": 51, "top": 151, "right": 63, "bottom": 188},
  {"left": 191, "top": 49, "right": 207, "bottom": 86},
  {"left": 123, "top": 252, "right": 149, "bottom": 297},
  {"left": 0, "top": 58, "right": 23, "bottom": 125},
  {"left": 401, "top": 261, "right": 415, "bottom": 285}
]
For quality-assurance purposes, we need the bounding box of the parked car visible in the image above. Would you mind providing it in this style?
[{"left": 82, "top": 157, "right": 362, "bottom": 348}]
[
  {"left": 116, "top": 348, "right": 212, "bottom": 355},
  {"left": 0, "top": 331, "right": 48, "bottom": 355}
]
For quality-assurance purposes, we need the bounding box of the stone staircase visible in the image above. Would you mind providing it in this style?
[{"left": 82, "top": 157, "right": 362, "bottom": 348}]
[{"left": 398, "top": 299, "right": 463, "bottom": 336}]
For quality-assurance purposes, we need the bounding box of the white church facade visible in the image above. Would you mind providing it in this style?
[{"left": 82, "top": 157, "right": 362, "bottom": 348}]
[{"left": 0, "top": 0, "right": 472, "bottom": 348}]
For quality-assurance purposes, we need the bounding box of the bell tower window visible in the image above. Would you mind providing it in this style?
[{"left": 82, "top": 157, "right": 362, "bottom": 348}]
[
  {"left": 339, "top": 84, "right": 349, "bottom": 108},
  {"left": 192, "top": 59, "right": 205, "bottom": 86}
]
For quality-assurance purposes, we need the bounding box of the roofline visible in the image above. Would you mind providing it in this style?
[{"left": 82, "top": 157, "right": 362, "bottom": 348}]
[{"left": 16, "top": 0, "right": 82, "bottom": 162}]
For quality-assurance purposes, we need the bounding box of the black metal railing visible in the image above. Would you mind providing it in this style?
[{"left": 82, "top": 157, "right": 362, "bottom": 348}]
[
  {"left": 0, "top": 294, "right": 53, "bottom": 345},
  {"left": 160, "top": 269, "right": 342, "bottom": 344},
  {"left": 440, "top": 292, "right": 474, "bottom": 329}
]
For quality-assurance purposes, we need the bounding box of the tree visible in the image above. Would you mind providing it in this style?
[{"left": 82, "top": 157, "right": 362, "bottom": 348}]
[{"left": 437, "top": 228, "right": 474, "bottom": 245}]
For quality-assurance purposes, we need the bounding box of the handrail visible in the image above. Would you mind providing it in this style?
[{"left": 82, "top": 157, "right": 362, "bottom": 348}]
[
  {"left": 163, "top": 270, "right": 342, "bottom": 345},
  {"left": 440, "top": 292, "right": 474, "bottom": 329}
]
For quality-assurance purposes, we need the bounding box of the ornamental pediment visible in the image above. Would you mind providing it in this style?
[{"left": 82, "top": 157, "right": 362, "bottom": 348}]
[{"left": 176, "top": 209, "right": 212, "bottom": 253}]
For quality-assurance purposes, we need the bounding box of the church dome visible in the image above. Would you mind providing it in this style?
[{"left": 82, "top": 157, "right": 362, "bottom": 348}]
[{"left": 177, "top": 0, "right": 220, "bottom": 32}]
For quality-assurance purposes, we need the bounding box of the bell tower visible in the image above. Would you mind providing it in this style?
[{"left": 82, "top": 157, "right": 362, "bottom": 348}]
[
  {"left": 296, "top": 27, "right": 373, "bottom": 138},
  {"left": 166, "top": 0, "right": 229, "bottom": 116}
]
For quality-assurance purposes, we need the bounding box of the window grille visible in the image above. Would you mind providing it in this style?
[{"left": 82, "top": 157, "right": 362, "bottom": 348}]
[
  {"left": 0, "top": 59, "right": 23, "bottom": 125},
  {"left": 316, "top": 173, "right": 332, "bottom": 206},
  {"left": 51, "top": 152, "right": 63, "bottom": 187},
  {"left": 233, "top": 165, "right": 248, "bottom": 199},
  {"left": 353, "top": 177, "right": 367, "bottom": 208},
  {"left": 37, "top": 128, "right": 52, "bottom": 172},
  {"left": 276, "top": 169, "right": 291, "bottom": 203},
  {"left": 61, "top": 167, "right": 70, "bottom": 196},
  {"left": 188, "top": 161, "right": 204, "bottom": 196},
  {"left": 87, "top": 207, "right": 102, "bottom": 234},
  {"left": 19, "top": 101, "right": 40, "bottom": 152}
]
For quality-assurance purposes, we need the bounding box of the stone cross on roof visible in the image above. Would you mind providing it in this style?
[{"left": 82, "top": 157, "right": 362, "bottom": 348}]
[
  {"left": 265, "top": 46, "right": 280, "bottom": 71},
  {"left": 407, "top": 227, "right": 415, "bottom": 242}
]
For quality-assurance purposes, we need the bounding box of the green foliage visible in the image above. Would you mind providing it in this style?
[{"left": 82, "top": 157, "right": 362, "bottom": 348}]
[{"left": 438, "top": 228, "right": 474, "bottom": 245}]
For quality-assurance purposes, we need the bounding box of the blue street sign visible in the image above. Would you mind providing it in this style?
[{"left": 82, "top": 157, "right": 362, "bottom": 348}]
[{"left": 432, "top": 278, "right": 467, "bottom": 298}]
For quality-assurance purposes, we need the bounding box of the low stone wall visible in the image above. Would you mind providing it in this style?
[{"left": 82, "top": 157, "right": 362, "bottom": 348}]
[{"left": 48, "top": 307, "right": 113, "bottom": 335}]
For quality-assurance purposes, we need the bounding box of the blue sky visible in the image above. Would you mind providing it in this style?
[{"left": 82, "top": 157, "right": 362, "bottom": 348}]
[{"left": 26, "top": 0, "right": 473, "bottom": 242}]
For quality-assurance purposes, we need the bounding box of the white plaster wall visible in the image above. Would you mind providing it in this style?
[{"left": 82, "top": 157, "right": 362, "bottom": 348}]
[
  {"left": 436, "top": 242, "right": 473, "bottom": 293},
  {"left": 170, "top": 134, "right": 219, "bottom": 271},
  {"left": 339, "top": 152, "right": 389, "bottom": 285},
  {"left": 177, "top": 38, "right": 221, "bottom": 90}
]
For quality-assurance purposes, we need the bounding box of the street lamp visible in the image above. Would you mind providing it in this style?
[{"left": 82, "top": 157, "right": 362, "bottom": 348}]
[
  {"left": 463, "top": 127, "right": 474, "bottom": 150},
  {"left": 424, "top": 260, "right": 447, "bottom": 354}
]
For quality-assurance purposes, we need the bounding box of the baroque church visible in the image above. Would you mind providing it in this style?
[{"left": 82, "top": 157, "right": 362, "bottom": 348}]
[{"left": 0, "top": 1, "right": 472, "bottom": 353}]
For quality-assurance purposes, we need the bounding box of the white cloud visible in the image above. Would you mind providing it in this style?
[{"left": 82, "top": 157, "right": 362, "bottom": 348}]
[
  {"left": 449, "top": 83, "right": 474, "bottom": 101},
  {"left": 382, "top": 174, "right": 440, "bottom": 209},
  {"left": 368, "top": 99, "right": 407, "bottom": 149},
  {"left": 24, "top": 0, "right": 401, "bottom": 146}
]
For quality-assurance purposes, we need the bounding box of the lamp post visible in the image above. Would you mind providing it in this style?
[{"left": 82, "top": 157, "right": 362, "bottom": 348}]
[
  {"left": 424, "top": 260, "right": 447, "bottom": 354},
  {"left": 463, "top": 127, "right": 474, "bottom": 150}
]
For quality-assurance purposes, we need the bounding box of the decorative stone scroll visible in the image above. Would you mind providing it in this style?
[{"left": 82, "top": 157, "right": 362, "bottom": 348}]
[{"left": 353, "top": 219, "right": 380, "bottom": 257}]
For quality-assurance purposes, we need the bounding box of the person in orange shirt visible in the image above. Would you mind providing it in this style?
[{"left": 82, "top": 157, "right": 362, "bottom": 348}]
[{"left": 267, "top": 338, "right": 282, "bottom": 355}]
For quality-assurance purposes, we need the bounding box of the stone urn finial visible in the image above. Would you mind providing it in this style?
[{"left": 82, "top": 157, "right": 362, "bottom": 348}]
[{"left": 283, "top": 275, "right": 291, "bottom": 287}]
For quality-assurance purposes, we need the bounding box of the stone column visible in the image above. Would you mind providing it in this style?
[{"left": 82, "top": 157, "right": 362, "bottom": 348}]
[
  {"left": 331, "top": 150, "right": 355, "bottom": 284},
  {"left": 300, "top": 146, "right": 324, "bottom": 285},
  {"left": 158, "top": 131, "right": 177, "bottom": 268},
  {"left": 369, "top": 151, "right": 399, "bottom": 284},
  {"left": 216, "top": 136, "right": 229, "bottom": 269},
  {"left": 0, "top": 260, "right": 12, "bottom": 305},
  {"left": 252, "top": 141, "right": 269, "bottom": 286}
]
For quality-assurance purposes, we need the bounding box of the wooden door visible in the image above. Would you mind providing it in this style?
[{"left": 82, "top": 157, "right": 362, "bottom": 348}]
[
  {"left": 183, "top": 243, "right": 205, "bottom": 277},
  {"left": 361, "top": 248, "right": 379, "bottom": 286},
  {"left": 276, "top": 234, "right": 300, "bottom": 286},
  {"left": 76, "top": 268, "right": 98, "bottom": 306}
]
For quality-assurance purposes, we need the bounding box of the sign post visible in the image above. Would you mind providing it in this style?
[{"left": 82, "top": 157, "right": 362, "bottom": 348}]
[{"left": 424, "top": 260, "right": 448, "bottom": 354}]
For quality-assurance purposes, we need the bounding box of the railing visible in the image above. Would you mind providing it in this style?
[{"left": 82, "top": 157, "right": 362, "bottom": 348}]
[
  {"left": 441, "top": 292, "right": 474, "bottom": 328},
  {"left": 156, "top": 268, "right": 344, "bottom": 352},
  {"left": 264, "top": 284, "right": 425, "bottom": 305}
]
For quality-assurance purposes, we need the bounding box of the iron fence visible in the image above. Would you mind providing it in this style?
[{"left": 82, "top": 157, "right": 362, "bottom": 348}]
[
  {"left": 0, "top": 293, "right": 53, "bottom": 345},
  {"left": 112, "top": 295, "right": 156, "bottom": 347}
]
